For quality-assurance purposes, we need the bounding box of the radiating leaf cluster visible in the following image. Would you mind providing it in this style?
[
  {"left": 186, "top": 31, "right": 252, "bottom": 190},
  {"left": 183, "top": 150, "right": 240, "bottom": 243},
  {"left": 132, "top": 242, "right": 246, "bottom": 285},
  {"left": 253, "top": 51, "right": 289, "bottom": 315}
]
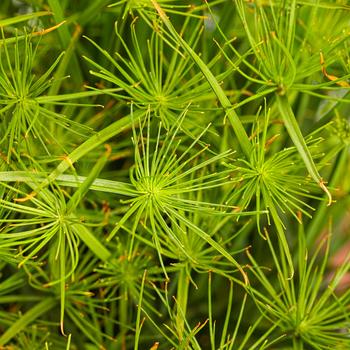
[{"left": 0, "top": 0, "right": 349, "bottom": 349}]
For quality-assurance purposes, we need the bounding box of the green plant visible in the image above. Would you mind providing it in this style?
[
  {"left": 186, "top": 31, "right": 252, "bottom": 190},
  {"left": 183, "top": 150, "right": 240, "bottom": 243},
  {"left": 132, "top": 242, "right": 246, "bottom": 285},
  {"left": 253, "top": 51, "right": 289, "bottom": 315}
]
[{"left": 0, "top": 0, "right": 349, "bottom": 349}]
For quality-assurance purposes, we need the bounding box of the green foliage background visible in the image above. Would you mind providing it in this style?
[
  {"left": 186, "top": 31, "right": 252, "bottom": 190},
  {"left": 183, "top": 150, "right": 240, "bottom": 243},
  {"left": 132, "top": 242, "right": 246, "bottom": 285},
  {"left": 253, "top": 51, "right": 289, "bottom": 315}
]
[{"left": 0, "top": 0, "right": 350, "bottom": 349}]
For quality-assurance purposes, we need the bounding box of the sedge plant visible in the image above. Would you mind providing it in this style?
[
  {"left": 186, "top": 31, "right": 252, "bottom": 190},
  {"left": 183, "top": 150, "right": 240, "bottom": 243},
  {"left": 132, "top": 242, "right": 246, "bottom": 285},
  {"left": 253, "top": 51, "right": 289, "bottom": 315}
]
[{"left": 0, "top": 0, "right": 349, "bottom": 349}]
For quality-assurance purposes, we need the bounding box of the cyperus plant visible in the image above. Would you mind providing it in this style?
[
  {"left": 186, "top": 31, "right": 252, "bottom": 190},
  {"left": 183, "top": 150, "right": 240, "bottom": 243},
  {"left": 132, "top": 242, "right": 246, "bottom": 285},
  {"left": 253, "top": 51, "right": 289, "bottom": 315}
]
[{"left": 0, "top": 0, "right": 349, "bottom": 349}]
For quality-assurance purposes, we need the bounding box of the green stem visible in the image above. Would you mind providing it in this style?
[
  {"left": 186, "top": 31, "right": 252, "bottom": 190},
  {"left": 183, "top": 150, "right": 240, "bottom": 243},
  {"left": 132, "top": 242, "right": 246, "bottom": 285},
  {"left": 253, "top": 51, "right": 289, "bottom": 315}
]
[
  {"left": 0, "top": 172, "right": 136, "bottom": 197},
  {"left": 119, "top": 285, "right": 128, "bottom": 350},
  {"left": 71, "top": 223, "right": 111, "bottom": 262},
  {"left": 306, "top": 147, "right": 348, "bottom": 245},
  {"left": 276, "top": 94, "right": 332, "bottom": 205},
  {"left": 176, "top": 265, "right": 190, "bottom": 341},
  {"left": 151, "top": 0, "right": 252, "bottom": 159},
  {"left": 293, "top": 337, "right": 304, "bottom": 350},
  {"left": 0, "top": 11, "right": 50, "bottom": 26},
  {"left": 265, "top": 193, "right": 294, "bottom": 278},
  {"left": 47, "top": 0, "right": 83, "bottom": 85},
  {"left": 19, "top": 111, "right": 142, "bottom": 197},
  {"left": 0, "top": 298, "right": 56, "bottom": 345}
]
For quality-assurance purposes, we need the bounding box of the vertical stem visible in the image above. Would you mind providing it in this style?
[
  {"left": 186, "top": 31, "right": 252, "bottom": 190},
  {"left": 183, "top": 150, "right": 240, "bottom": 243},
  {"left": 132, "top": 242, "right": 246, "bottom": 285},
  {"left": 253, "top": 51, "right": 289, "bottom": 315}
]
[
  {"left": 264, "top": 192, "right": 294, "bottom": 278},
  {"left": 119, "top": 284, "right": 128, "bottom": 350},
  {"left": 207, "top": 271, "right": 216, "bottom": 349},
  {"left": 60, "top": 234, "right": 66, "bottom": 335},
  {"left": 47, "top": 0, "right": 83, "bottom": 85},
  {"left": 176, "top": 265, "right": 190, "bottom": 341},
  {"left": 293, "top": 337, "right": 304, "bottom": 350},
  {"left": 306, "top": 147, "right": 348, "bottom": 245}
]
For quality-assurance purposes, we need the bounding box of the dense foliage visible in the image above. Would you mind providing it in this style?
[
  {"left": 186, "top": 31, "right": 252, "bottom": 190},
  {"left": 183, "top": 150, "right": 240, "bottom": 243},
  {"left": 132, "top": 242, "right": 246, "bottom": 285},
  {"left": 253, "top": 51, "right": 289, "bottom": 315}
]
[{"left": 0, "top": 0, "right": 350, "bottom": 349}]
